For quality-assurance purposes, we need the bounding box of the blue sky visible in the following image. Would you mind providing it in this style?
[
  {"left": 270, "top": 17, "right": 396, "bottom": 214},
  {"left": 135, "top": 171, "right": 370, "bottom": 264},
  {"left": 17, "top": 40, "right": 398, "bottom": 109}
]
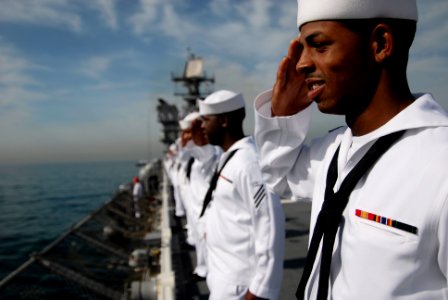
[{"left": 0, "top": 0, "right": 447, "bottom": 164}]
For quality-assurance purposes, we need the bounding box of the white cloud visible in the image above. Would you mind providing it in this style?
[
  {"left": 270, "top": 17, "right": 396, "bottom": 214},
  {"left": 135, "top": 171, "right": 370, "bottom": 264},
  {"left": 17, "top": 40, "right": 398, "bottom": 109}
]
[
  {"left": 89, "top": 0, "right": 119, "bottom": 30},
  {"left": 0, "top": 86, "right": 46, "bottom": 107},
  {"left": 128, "top": 0, "right": 199, "bottom": 42},
  {"left": 0, "top": 0, "right": 82, "bottom": 32},
  {"left": 80, "top": 56, "right": 112, "bottom": 79},
  {"left": 0, "top": 0, "right": 124, "bottom": 32},
  {"left": 0, "top": 41, "right": 45, "bottom": 107},
  {"left": 159, "top": 4, "right": 199, "bottom": 40},
  {"left": 82, "top": 80, "right": 147, "bottom": 92},
  {"left": 125, "top": 0, "right": 297, "bottom": 64},
  {"left": 78, "top": 50, "right": 143, "bottom": 80},
  {"left": 237, "top": 0, "right": 272, "bottom": 28},
  {"left": 209, "top": 0, "right": 232, "bottom": 16},
  {"left": 278, "top": 3, "right": 298, "bottom": 28},
  {"left": 128, "top": 0, "right": 161, "bottom": 36}
]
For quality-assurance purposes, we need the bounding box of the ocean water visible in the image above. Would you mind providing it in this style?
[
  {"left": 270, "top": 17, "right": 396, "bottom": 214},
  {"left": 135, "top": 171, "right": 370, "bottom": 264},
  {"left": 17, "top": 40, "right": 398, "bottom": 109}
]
[{"left": 0, "top": 161, "right": 139, "bottom": 281}]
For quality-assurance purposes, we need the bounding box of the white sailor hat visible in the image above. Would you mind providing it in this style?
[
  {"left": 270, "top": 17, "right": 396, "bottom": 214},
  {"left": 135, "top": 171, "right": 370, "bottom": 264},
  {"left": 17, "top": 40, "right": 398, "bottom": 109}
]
[
  {"left": 179, "top": 111, "right": 200, "bottom": 130},
  {"left": 198, "top": 90, "right": 245, "bottom": 116},
  {"left": 297, "top": 0, "right": 418, "bottom": 29}
]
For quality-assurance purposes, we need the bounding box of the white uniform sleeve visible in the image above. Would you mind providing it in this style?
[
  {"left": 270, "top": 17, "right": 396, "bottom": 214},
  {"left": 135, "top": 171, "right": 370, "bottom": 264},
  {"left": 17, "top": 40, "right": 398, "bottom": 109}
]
[
  {"left": 238, "top": 160, "right": 285, "bottom": 299},
  {"left": 438, "top": 196, "right": 448, "bottom": 286},
  {"left": 254, "top": 90, "right": 315, "bottom": 201}
]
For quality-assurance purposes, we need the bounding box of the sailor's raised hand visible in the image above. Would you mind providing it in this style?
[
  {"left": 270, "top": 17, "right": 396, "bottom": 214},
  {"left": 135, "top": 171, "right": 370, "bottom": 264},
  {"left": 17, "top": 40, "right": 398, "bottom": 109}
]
[{"left": 272, "top": 36, "right": 311, "bottom": 116}]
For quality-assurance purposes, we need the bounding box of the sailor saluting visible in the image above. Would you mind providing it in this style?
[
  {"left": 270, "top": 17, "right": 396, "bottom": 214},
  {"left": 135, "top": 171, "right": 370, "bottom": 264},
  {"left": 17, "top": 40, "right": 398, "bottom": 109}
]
[
  {"left": 199, "top": 90, "right": 285, "bottom": 300},
  {"left": 254, "top": 0, "right": 448, "bottom": 299},
  {"left": 178, "top": 111, "right": 222, "bottom": 280}
]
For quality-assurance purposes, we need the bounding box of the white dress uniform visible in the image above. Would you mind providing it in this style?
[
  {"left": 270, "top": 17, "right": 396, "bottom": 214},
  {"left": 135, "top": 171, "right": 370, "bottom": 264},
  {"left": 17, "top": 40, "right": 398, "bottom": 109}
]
[
  {"left": 186, "top": 142, "right": 222, "bottom": 277},
  {"left": 254, "top": 90, "right": 448, "bottom": 299},
  {"left": 163, "top": 140, "right": 188, "bottom": 218},
  {"left": 132, "top": 182, "right": 143, "bottom": 200},
  {"left": 205, "top": 135, "right": 285, "bottom": 300},
  {"left": 175, "top": 148, "right": 196, "bottom": 245},
  {"left": 171, "top": 148, "right": 189, "bottom": 218}
]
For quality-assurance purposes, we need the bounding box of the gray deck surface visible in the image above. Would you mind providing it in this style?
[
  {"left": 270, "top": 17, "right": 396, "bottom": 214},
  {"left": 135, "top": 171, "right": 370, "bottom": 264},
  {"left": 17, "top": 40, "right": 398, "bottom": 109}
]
[
  {"left": 279, "top": 201, "right": 310, "bottom": 299},
  {"left": 188, "top": 201, "right": 311, "bottom": 300}
]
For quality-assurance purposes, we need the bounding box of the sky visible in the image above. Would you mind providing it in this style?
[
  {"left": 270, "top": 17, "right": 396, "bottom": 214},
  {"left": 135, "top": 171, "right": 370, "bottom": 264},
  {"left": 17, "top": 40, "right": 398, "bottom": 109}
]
[{"left": 0, "top": 0, "right": 447, "bottom": 165}]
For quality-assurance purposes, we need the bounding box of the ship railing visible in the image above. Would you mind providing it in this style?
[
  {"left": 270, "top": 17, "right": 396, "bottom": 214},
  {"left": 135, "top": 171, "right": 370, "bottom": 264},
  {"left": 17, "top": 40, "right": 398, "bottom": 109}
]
[{"left": 157, "top": 170, "right": 175, "bottom": 300}]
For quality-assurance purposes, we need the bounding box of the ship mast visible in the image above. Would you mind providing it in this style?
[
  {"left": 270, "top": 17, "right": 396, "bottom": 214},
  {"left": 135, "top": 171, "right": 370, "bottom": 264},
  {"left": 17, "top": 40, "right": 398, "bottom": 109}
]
[
  {"left": 171, "top": 51, "right": 215, "bottom": 113},
  {"left": 157, "top": 52, "right": 215, "bottom": 148}
]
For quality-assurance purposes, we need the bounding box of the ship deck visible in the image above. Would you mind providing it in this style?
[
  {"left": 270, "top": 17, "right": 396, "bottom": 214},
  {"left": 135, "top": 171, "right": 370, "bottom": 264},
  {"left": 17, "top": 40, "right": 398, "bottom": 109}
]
[{"left": 177, "top": 200, "right": 311, "bottom": 300}]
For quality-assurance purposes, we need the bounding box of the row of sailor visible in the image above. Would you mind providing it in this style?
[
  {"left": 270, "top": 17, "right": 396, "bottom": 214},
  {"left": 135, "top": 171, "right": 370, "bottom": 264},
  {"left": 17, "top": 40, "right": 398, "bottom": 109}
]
[{"left": 163, "top": 90, "right": 286, "bottom": 300}]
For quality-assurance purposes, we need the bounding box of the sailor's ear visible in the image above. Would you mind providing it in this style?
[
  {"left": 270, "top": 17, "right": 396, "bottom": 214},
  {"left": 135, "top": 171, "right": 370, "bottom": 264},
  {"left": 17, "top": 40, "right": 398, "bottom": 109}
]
[
  {"left": 218, "top": 115, "right": 229, "bottom": 128},
  {"left": 370, "top": 23, "right": 394, "bottom": 63}
]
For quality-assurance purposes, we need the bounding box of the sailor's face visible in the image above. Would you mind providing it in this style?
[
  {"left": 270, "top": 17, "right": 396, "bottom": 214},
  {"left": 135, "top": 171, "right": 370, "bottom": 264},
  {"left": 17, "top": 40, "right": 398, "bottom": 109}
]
[
  {"left": 200, "top": 114, "right": 223, "bottom": 146},
  {"left": 191, "top": 119, "right": 208, "bottom": 146},
  {"left": 297, "top": 21, "right": 374, "bottom": 115}
]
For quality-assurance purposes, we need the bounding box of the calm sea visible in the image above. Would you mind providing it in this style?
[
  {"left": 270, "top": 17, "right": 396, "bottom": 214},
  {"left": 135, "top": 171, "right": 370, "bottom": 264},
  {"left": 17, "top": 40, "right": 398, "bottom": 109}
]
[{"left": 0, "top": 161, "right": 139, "bottom": 281}]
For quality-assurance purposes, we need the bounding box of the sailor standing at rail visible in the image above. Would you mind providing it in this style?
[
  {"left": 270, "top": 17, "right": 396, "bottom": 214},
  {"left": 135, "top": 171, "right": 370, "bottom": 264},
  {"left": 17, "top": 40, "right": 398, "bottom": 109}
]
[
  {"left": 176, "top": 112, "right": 201, "bottom": 247},
  {"left": 199, "top": 90, "right": 285, "bottom": 300},
  {"left": 162, "top": 143, "right": 177, "bottom": 179},
  {"left": 180, "top": 111, "right": 222, "bottom": 280},
  {"left": 253, "top": 0, "right": 448, "bottom": 299},
  {"left": 132, "top": 176, "right": 144, "bottom": 218},
  {"left": 164, "top": 139, "right": 187, "bottom": 219}
]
